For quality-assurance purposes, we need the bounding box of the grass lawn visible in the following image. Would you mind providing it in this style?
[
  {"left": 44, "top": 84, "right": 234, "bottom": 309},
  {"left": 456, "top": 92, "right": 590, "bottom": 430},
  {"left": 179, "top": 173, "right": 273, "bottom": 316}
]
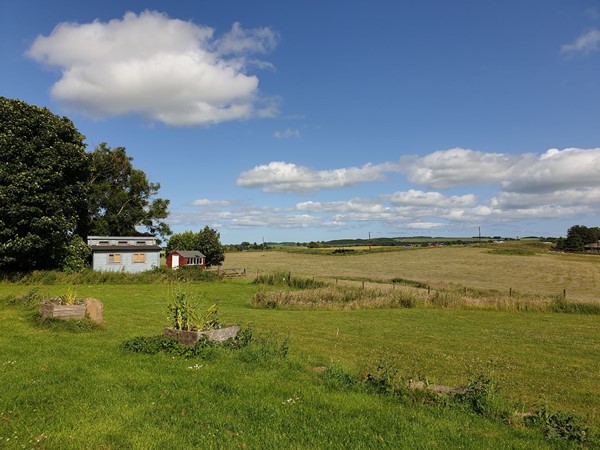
[{"left": 1, "top": 280, "right": 598, "bottom": 448}]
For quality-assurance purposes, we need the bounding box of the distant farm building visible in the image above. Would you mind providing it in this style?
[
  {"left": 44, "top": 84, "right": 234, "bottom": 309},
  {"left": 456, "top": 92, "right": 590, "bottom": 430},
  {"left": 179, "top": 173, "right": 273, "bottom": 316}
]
[
  {"left": 166, "top": 250, "right": 206, "bottom": 269},
  {"left": 88, "top": 236, "right": 161, "bottom": 273},
  {"left": 584, "top": 241, "right": 600, "bottom": 254}
]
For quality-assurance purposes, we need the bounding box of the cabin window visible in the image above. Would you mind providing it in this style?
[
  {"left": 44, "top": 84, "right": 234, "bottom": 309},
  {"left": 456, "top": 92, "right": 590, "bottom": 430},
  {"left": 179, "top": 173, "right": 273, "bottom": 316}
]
[
  {"left": 133, "top": 253, "right": 146, "bottom": 263},
  {"left": 99, "top": 240, "right": 110, "bottom": 246},
  {"left": 118, "top": 240, "right": 128, "bottom": 245},
  {"left": 108, "top": 254, "right": 121, "bottom": 264},
  {"left": 136, "top": 241, "right": 146, "bottom": 245}
]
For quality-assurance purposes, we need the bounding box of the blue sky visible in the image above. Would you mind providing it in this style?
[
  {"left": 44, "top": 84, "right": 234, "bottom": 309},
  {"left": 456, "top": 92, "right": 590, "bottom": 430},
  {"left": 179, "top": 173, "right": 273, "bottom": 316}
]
[{"left": 2, "top": 1, "right": 600, "bottom": 244}]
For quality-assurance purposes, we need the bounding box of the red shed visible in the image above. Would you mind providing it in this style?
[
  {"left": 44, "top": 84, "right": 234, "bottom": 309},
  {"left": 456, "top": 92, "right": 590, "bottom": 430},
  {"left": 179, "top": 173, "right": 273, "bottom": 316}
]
[{"left": 167, "top": 250, "right": 206, "bottom": 269}]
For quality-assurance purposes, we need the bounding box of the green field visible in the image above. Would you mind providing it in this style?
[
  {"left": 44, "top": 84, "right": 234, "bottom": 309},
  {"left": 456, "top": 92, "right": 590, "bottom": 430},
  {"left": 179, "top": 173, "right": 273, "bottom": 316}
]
[{"left": 1, "top": 246, "right": 599, "bottom": 448}]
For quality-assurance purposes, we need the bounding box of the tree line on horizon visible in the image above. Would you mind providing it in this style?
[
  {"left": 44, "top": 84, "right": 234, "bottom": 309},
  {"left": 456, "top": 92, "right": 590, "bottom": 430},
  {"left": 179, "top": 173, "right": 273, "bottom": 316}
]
[{"left": 553, "top": 225, "right": 600, "bottom": 253}]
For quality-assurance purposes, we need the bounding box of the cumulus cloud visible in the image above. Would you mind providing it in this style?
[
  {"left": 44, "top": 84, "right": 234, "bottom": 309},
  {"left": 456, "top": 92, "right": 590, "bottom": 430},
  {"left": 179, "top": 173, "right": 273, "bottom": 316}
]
[
  {"left": 27, "top": 11, "right": 278, "bottom": 126},
  {"left": 561, "top": 28, "right": 600, "bottom": 55},
  {"left": 191, "top": 198, "right": 232, "bottom": 206},
  {"left": 401, "top": 148, "right": 518, "bottom": 188},
  {"left": 404, "top": 222, "right": 445, "bottom": 230},
  {"left": 502, "top": 148, "right": 600, "bottom": 193},
  {"left": 237, "top": 161, "right": 397, "bottom": 192},
  {"left": 296, "top": 199, "right": 391, "bottom": 214},
  {"left": 387, "top": 189, "right": 476, "bottom": 207},
  {"left": 273, "top": 128, "right": 301, "bottom": 139},
  {"left": 173, "top": 147, "right": 600, "bottom": 235}
]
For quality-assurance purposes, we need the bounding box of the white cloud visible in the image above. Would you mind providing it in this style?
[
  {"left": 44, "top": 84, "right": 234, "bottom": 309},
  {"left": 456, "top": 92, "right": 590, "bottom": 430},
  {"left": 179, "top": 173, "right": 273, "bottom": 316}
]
[
  {"left": 191, "top": 198, "right": 232, "bottom": 206},
  {"left": 502, "top": 148, "right": 600, "bottom": 193},
  {"left": 174, "top": 147, "right": 600, "bottom": 236},
  {"left": 296, "top": 199, "right": 391, "bottom": 214},
  {"left": 387, "top": 189, "right": 476, "bottom": 207},
  {"left": 215, "top": 22, "right": 278, "bottom": 55},
  {"left": 404, "top": 222, "right": 445, "bottom": 230},
  {"left": 237, "top": 161, "right": 396, "bottom": 192},
  {"left": 561, "top": 28, "right": 600, "bottom": 55},
  {"left": 401, "top": 148, "right": 517, "bottom": 188},
  {"left": 27, "top": 11, "right": 278, "bottom": 126},
  {"left": 273, "top": 128, "right": 301, "bottom": 139}
]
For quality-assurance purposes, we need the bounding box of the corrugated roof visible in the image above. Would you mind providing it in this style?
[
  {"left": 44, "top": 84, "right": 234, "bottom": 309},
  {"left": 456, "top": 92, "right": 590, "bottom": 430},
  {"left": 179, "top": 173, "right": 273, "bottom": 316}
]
[{"left": 90, "top": 245, "right": 162, "bottom": 251}]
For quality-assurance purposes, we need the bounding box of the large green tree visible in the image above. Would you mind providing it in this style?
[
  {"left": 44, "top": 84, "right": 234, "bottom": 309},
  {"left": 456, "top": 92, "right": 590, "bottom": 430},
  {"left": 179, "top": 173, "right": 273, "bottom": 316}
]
[
  {"left": 197, "top": 226, "right": 225, "bottom": 266},
  {"left": 0, "top": 97, "right": 90, "bottom": 271},
  {"left": 87, "top": 143, "right": 171, "bottom": 241},
  {"left": 165, "top": 230, "right": 199, "bottom": 254},
  {"left": 561, "top": 225, "right": 600, "bottom": 252},
  {"left": 167, "top": 226, "right": 225, "bottom": 267}
]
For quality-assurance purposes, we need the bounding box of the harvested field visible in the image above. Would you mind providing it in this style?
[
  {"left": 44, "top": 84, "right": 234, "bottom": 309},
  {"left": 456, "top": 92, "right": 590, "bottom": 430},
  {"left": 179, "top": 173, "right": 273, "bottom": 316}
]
[{"left": 222, "top": 246, "right": 600, "bottom": 302}]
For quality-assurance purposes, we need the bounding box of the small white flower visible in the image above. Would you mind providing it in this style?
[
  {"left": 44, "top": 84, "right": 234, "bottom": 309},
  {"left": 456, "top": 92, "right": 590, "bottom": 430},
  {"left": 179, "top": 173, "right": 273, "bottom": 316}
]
[{"left": 187, "top": 364, "right": 203, "bottom": 370}]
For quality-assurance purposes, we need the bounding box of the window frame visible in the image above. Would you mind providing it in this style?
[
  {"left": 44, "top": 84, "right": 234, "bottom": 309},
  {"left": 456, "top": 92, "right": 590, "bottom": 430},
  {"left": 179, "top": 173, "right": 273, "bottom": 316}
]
[
  {"left": 133, "top": 253, "right": 146, "bottom": 264},
  {"left": 108, "top": 253, "right": 122, "bottom": 264}
]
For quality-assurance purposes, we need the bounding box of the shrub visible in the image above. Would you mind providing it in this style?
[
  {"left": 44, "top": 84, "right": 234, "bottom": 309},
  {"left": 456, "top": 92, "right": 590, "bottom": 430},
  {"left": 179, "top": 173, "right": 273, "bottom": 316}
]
[
  {"left": 456, "top": 375, "right": 508, "bottom": 420},
  {"left": 526, "top": 405, "right": 590, "bottom": 444},
  {"left": 321, "top": 366, "right": 357, "bottom": 390}
]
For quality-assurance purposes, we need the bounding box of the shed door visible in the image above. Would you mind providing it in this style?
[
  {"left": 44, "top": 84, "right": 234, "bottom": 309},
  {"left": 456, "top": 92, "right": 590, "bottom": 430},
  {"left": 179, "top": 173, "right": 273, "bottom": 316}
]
[{"left": 172, "top": 254, "right": 180, "bottom": 269}]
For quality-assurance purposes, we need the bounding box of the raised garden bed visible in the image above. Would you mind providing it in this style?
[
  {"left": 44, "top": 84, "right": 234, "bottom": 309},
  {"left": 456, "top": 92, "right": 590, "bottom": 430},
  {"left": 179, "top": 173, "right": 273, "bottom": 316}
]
[
  {"left": 39, "top": 298, "right": 104, "bottom": 324},
  {"left": 163, "top": 325, "right": 240, "bottom": 345}
]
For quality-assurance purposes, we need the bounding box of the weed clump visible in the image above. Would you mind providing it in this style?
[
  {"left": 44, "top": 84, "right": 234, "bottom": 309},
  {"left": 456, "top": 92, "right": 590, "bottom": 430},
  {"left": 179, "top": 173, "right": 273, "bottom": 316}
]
[
  {"left": 551, "top": 297, "right": 600, "bottom": 314},
  {"left": 253, "top": 271, "right": 328, "bottom": 289},
  {"left": 122, "top": 325, "right": 289, "bottom": 363},
  {"left": 526, "top": 405, "right": 590, "bottom": 444}
]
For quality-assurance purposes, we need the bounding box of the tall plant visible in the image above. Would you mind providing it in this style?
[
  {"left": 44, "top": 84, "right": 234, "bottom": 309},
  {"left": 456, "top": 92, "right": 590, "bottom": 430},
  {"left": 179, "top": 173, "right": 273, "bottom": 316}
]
[{"left": 167, "top": 290, "right": 220, "bottom": 331}]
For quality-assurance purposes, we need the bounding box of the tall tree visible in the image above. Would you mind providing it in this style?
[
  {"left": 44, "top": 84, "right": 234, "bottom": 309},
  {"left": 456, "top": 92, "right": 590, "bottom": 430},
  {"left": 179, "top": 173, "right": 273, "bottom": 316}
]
[
  {"left": 197, "top": 226, "right": 225, "bottom": 267},
  {"left": 0, "top": 97, "right": 89, "bottom": 271},
  {"left": 87, "top": 143, "right": 171, "bottom": 241},
  {"left": 562, "top": 225, "right": 600, "bottom": 252},
  {"left": 167, "top": 226, "right": 225, "bottom": 267},
  {"left": 165, "top": 230, "right": 199, "bottom": 254}
]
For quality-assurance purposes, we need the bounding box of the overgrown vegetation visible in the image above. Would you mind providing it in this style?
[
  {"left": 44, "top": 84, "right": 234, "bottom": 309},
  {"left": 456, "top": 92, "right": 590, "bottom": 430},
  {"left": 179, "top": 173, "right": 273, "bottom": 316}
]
[
  {"left": 321, "top": 361, "right": 594, "bottom": 446},
  {"left": 253, "top": 270, "right": 328, "bottom": 289},
  {"left": 0, "top": 266, "right": 223, "bottom": 284},
  {"left": 122, "top": 326, "right": 288, "bottom": 362},
  {"left": 488, "top": 248, "right": 537, "bottom": 256},
  {"left": 249, "top": 281, "right": 600, "bottom": 314},
  {"left": 167, "top": 290, "right": 220, "bottom": 331}
]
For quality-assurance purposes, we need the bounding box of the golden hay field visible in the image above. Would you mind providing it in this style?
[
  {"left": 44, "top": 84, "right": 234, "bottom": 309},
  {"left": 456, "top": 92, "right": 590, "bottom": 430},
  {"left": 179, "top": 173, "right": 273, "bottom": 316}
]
[{"left": 222, "top": 245, "right": 600, "bottom": 303}]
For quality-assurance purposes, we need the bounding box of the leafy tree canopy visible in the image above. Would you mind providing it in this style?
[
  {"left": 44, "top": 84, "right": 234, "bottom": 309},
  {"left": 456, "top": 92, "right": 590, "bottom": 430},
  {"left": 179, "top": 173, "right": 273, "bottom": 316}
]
[
  {"left": 87, "top": 143, "right": 171, "bottom": 242},
  {"left": 555, "top": 225, "right": 600, "bottom": 252},
  {"left": 167, "top": 226, "right": 225, "bottom": 267},
  {"left": 0, "top": 97, "right": 89, "bottom": 271},
  {"left": 165, "top": 231, "right": 199, "bottom": 254}
]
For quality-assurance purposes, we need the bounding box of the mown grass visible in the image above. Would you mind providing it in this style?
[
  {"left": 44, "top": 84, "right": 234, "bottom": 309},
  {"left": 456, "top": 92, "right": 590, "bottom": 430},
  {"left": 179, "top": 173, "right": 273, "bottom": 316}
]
[
  {"left": 1, "top": 280, "right": 599, "bottom": 448},
  {"left": 223, "top": 245, "right": 600, "bottom": 303}
]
